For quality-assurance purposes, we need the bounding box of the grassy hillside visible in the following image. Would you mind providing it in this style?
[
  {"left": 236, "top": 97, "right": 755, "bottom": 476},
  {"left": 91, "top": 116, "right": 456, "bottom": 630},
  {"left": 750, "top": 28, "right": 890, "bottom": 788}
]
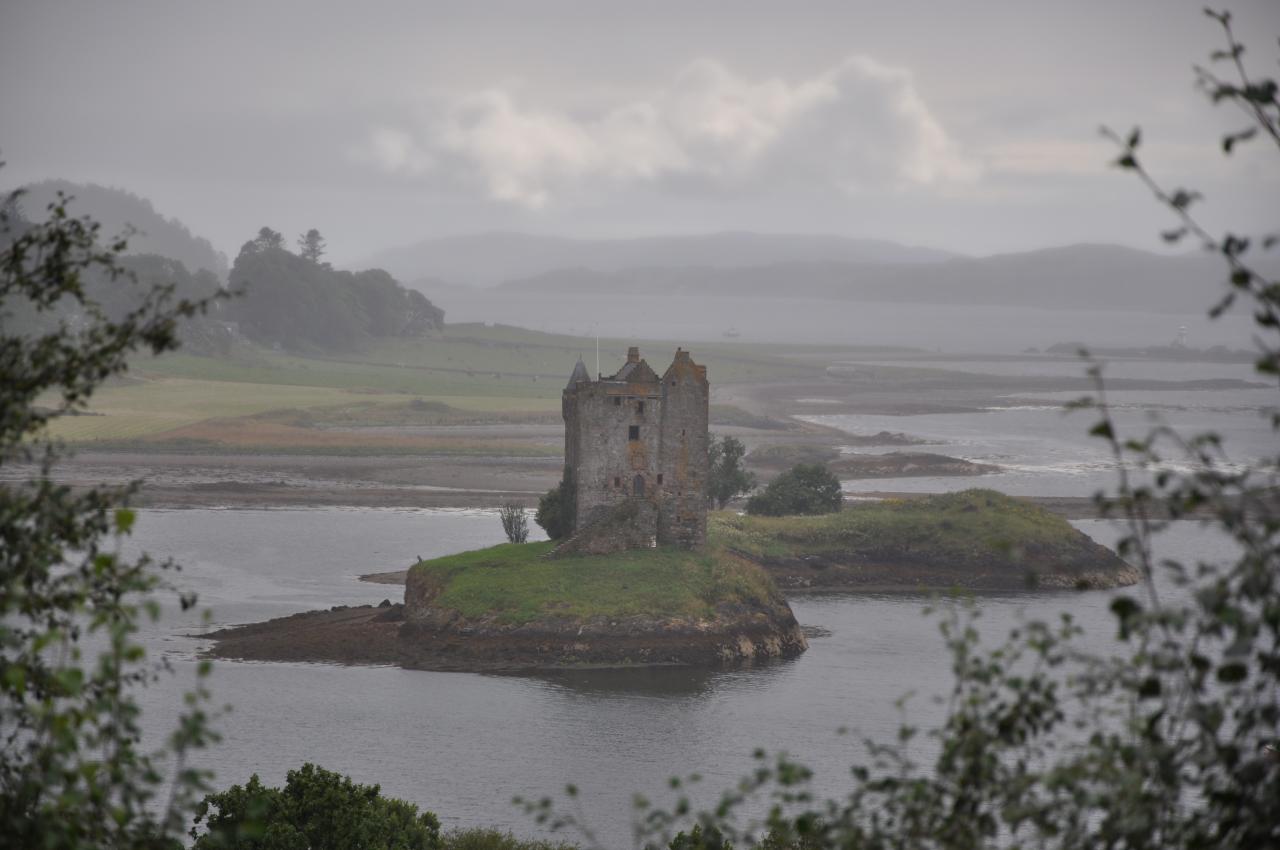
[
  {"left": 45, "top": 323, "right": 841, "bottom": 454},
  {"left": 407, "top": 541, "right": 779, "bottom": 626}
]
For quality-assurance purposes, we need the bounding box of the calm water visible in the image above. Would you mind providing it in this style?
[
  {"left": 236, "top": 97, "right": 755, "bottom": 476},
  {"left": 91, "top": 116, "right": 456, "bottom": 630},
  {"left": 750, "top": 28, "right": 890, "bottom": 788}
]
[
  {"left": 809, "top": 365, "right": 1275, "bottom": 497},
  {"left": 123, "top": 507, "right": 1229, "bottom": 845}
]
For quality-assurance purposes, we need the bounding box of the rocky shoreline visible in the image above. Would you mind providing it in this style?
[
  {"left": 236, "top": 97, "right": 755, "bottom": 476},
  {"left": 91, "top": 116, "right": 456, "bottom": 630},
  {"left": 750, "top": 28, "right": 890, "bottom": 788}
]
[{"left": 202, "top": 599, "right": 809, "bottom": 671}]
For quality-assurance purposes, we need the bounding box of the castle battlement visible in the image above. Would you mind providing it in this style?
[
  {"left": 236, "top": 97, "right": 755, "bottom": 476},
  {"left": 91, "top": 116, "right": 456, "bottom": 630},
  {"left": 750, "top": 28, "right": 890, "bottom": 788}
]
[{"left": 560, "top": 346, "right": 709, "bottom": 551}]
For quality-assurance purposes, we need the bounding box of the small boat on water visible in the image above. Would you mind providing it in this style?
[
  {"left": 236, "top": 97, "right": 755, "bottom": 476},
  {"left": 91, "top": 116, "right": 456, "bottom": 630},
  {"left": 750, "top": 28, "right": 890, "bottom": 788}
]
[{"left": 723, "top": 327, "right": 741, "bottom": 339}]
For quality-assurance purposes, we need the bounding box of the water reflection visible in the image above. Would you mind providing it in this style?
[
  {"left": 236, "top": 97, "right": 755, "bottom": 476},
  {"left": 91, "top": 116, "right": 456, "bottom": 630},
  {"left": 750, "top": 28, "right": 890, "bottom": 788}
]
[{"left": 526, "top": 656, "right": 801, "bottom": 699}]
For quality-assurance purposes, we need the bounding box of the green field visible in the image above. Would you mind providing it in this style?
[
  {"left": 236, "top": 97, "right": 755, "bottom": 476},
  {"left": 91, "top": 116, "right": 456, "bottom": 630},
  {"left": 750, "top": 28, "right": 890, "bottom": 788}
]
[
  {"left": 45, "top": 323, "right": 838, "bottom": 450},
  {"left": 408, "top": 541, "right": 779, "bottom": 625}
]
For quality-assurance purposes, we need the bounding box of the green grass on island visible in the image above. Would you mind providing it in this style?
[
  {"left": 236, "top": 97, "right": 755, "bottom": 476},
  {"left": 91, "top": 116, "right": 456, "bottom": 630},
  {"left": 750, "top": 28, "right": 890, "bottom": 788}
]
[
  {"left": 408, "top": 490, "right": 1124, "bottom": 626},
  {"left": 408, "top": 541, "right": 780, "bottom": 626},
  {"left": 712, "top": 489, "right": 1103, "bottom": 567}
]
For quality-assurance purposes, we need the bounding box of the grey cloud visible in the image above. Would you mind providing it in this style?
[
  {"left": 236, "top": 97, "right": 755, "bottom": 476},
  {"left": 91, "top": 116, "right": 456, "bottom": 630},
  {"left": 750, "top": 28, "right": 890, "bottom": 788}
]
[{"left": 355, "top": 55, "right": 978, "bottom": 207}]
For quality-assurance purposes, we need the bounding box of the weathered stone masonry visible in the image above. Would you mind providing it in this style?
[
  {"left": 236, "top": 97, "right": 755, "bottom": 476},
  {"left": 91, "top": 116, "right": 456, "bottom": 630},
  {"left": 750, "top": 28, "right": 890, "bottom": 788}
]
[{"left": 560, "top": 346, "right": 709, "bottom": 552}]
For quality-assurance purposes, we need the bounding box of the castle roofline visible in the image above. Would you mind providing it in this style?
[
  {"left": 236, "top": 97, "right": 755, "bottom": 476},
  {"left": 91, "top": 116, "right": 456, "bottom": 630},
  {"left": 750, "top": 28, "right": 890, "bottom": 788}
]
[
  {"left": 662, "top": 347, "right": 707, "bottom": 384},
  {"left": 566, "top": 357, "right": 591, "bottom": 389},
  {"left": 565, "top": 346, "right": 704, "bottom": 391}
]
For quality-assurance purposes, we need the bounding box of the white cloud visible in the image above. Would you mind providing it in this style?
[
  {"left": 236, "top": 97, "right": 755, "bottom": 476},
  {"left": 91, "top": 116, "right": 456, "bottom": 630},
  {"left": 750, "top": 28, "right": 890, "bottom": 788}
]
[{"left": 357, "top": 55, "right": 978, "bottom": 207}]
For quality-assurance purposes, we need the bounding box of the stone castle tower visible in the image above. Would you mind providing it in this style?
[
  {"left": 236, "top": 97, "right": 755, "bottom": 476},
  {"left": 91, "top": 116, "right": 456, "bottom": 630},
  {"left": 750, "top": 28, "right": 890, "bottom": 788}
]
[{"left": 559, "top": 346, "right": 709, "bottom": 552}]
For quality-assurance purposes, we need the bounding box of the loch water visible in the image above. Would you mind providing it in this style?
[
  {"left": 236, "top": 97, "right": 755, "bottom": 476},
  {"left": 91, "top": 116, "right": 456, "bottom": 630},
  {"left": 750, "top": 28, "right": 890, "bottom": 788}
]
[{"left": 126, "top": 507, "right": 1233, "bottom": 846}]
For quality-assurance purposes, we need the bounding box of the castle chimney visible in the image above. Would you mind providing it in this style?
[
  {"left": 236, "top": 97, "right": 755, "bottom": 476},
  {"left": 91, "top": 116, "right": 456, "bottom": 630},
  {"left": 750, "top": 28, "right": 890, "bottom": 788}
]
[{"left": 627, "top": 346, "right": 640, "bottom": 363}]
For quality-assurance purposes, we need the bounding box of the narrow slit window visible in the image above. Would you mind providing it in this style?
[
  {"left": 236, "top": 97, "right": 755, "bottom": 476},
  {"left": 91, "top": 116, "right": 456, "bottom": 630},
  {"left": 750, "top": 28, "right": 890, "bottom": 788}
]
[
  {"left": 637, "top": 401, "right": 644, "bottom": 414},
  {"left": 613, "top": 476, "right": 620, "bottom": 487},
  {"left": 657, "top": 473, "right": 664, "bottom": 485},
  {"left": 628, "top": 425, "right": 640, "bottom": 441}
]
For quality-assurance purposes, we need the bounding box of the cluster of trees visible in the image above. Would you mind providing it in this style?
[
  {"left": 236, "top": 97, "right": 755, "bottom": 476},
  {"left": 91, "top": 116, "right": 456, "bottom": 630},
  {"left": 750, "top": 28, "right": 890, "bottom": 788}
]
[{"left": 226, "top": 226, "right": 444, "bottom": 353}]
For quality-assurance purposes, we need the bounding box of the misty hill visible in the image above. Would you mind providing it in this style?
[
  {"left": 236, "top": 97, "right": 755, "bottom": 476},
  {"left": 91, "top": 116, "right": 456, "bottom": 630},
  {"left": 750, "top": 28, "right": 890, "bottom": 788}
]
[
  {"left": 495, "top": 243, "right": 1241, "bottom": 313},
  {"left": 227, "top": 229, "right": 444, "bottom": 353},
  {"left": 364, "top": 231, "right": 957, "bottom": 286},
  {"left": 16, "top": 180, "right": 228, "bottom": 279}
]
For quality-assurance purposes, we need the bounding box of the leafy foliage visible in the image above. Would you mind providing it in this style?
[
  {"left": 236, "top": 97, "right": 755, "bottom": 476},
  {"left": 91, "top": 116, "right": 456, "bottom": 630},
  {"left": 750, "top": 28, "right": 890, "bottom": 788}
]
[
  {"left": 535, "top": 473, "right": 575, "bottom": 540},
  {"left": 440, "top": 828, "right": 579, "bottom": 850},
  {"left": 744, "top": 464, "right": 842, "bottom": 517},
  {"left": 191, "top": 763, "right": 440, "bottom": 850},
  {"left": 500, "top": 502, "right": 530, "bottom": 544},
  {"left": 0, "top": 184, "right": 222, "bottom": 847},
  {"left": 707, "top": 434, "right": 756, "bottom": 509}
]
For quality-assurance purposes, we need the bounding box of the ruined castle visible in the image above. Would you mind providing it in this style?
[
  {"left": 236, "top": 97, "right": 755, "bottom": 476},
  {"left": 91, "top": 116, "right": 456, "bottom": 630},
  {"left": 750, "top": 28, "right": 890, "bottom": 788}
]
[{"left": 557, "top": 346, "right": 709, "bottom": 554}]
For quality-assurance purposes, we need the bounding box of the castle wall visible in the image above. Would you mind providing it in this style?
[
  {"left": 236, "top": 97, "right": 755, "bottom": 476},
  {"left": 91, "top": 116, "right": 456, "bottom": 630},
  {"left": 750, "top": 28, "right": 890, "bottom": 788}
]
[
  {"left": 561, "top": 347, "right": 708, "bottom": 551},
  {"left": 656, "top": 353, "right": 709, "bottom": 548},
  {"left": 567, "top": 379, "right": 661, "bottom": 530}
]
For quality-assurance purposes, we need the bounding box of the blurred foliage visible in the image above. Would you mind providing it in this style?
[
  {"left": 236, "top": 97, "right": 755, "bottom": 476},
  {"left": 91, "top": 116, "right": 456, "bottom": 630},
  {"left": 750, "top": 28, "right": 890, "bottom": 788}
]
[
  {"left": 191, "top": 763, "right": 440, "bottom": 850},
  {"left": 0, "top": 181, "right": 223, "bottom": 846}
]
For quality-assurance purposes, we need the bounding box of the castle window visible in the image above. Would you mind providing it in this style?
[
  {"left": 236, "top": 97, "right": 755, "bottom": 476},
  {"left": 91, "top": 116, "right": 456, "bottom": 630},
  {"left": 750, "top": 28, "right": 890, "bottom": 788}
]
[
  {"left": 637, "top": 401, "right": 644, "bottom": 414},
  {"left": 657, "top": 474, "right": 664, "bottom": 485},
  {"left": 633, "top": 475, "right": 645, "bottom": 496},
  {"left": 614, "top": 396, "right": 621, "bottom": 406},
  {"left": 628, "top": 425, "right": 640, "bottom": 441},
  {"left": 614, "top": 476, "right": 620, "bottom": 488}
]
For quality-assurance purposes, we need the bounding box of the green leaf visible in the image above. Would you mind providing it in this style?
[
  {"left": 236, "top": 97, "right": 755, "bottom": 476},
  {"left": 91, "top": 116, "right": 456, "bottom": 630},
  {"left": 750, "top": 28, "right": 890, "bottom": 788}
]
[
  {"left": 1216, "top": 662, "right": 1247, "bottom": 683},
  {"left": 1110, "top": 596, "right": 1142, "bottom": 621},
  {"left": 114, "top": 507, "right": 136, "bottom": 534},
  {"left": 1222, "top": 126, "right": 1257, "bottom": 153}
]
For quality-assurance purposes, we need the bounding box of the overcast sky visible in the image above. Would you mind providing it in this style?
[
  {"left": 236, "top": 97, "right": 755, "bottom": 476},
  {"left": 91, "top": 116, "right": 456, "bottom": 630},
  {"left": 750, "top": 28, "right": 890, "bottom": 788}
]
[{"left": 2, "top": 0, "right": 1277, "bottom": 265}]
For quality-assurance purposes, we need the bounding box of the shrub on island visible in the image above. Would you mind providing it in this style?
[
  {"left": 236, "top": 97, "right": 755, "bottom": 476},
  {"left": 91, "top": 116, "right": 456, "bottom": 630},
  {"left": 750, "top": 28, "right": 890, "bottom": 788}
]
[{"left": 745, "top": 463, "right": 843, "bottom": 516}]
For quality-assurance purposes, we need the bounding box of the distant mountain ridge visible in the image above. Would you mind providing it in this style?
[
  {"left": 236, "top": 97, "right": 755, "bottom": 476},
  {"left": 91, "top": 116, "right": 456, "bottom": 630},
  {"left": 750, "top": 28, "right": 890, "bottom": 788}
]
[
  {"left": 14, "top": 180, "right": 229, "bottom": 279},
  {"left": 363, "top": 230, "right": 958, "bottom": 286},
  {"left": 492, "top": 243, "right": 1242, "bottom": 313}
]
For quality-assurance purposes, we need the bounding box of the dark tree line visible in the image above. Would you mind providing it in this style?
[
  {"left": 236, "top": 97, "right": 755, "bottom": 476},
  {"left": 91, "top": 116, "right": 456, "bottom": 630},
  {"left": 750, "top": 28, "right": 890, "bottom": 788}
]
[{"left": 227, "top": 227, "right": 444, "bottom": 352}]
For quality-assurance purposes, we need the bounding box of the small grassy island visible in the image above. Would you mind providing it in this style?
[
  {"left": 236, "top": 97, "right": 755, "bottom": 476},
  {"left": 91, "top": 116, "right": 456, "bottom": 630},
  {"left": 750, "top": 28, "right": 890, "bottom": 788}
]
[
  {"left": 399, "top": 542, "right": 807, "bottom": 669},
  {"left": 715, "top": 489, "right": 1137, "bottom": 591}
]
